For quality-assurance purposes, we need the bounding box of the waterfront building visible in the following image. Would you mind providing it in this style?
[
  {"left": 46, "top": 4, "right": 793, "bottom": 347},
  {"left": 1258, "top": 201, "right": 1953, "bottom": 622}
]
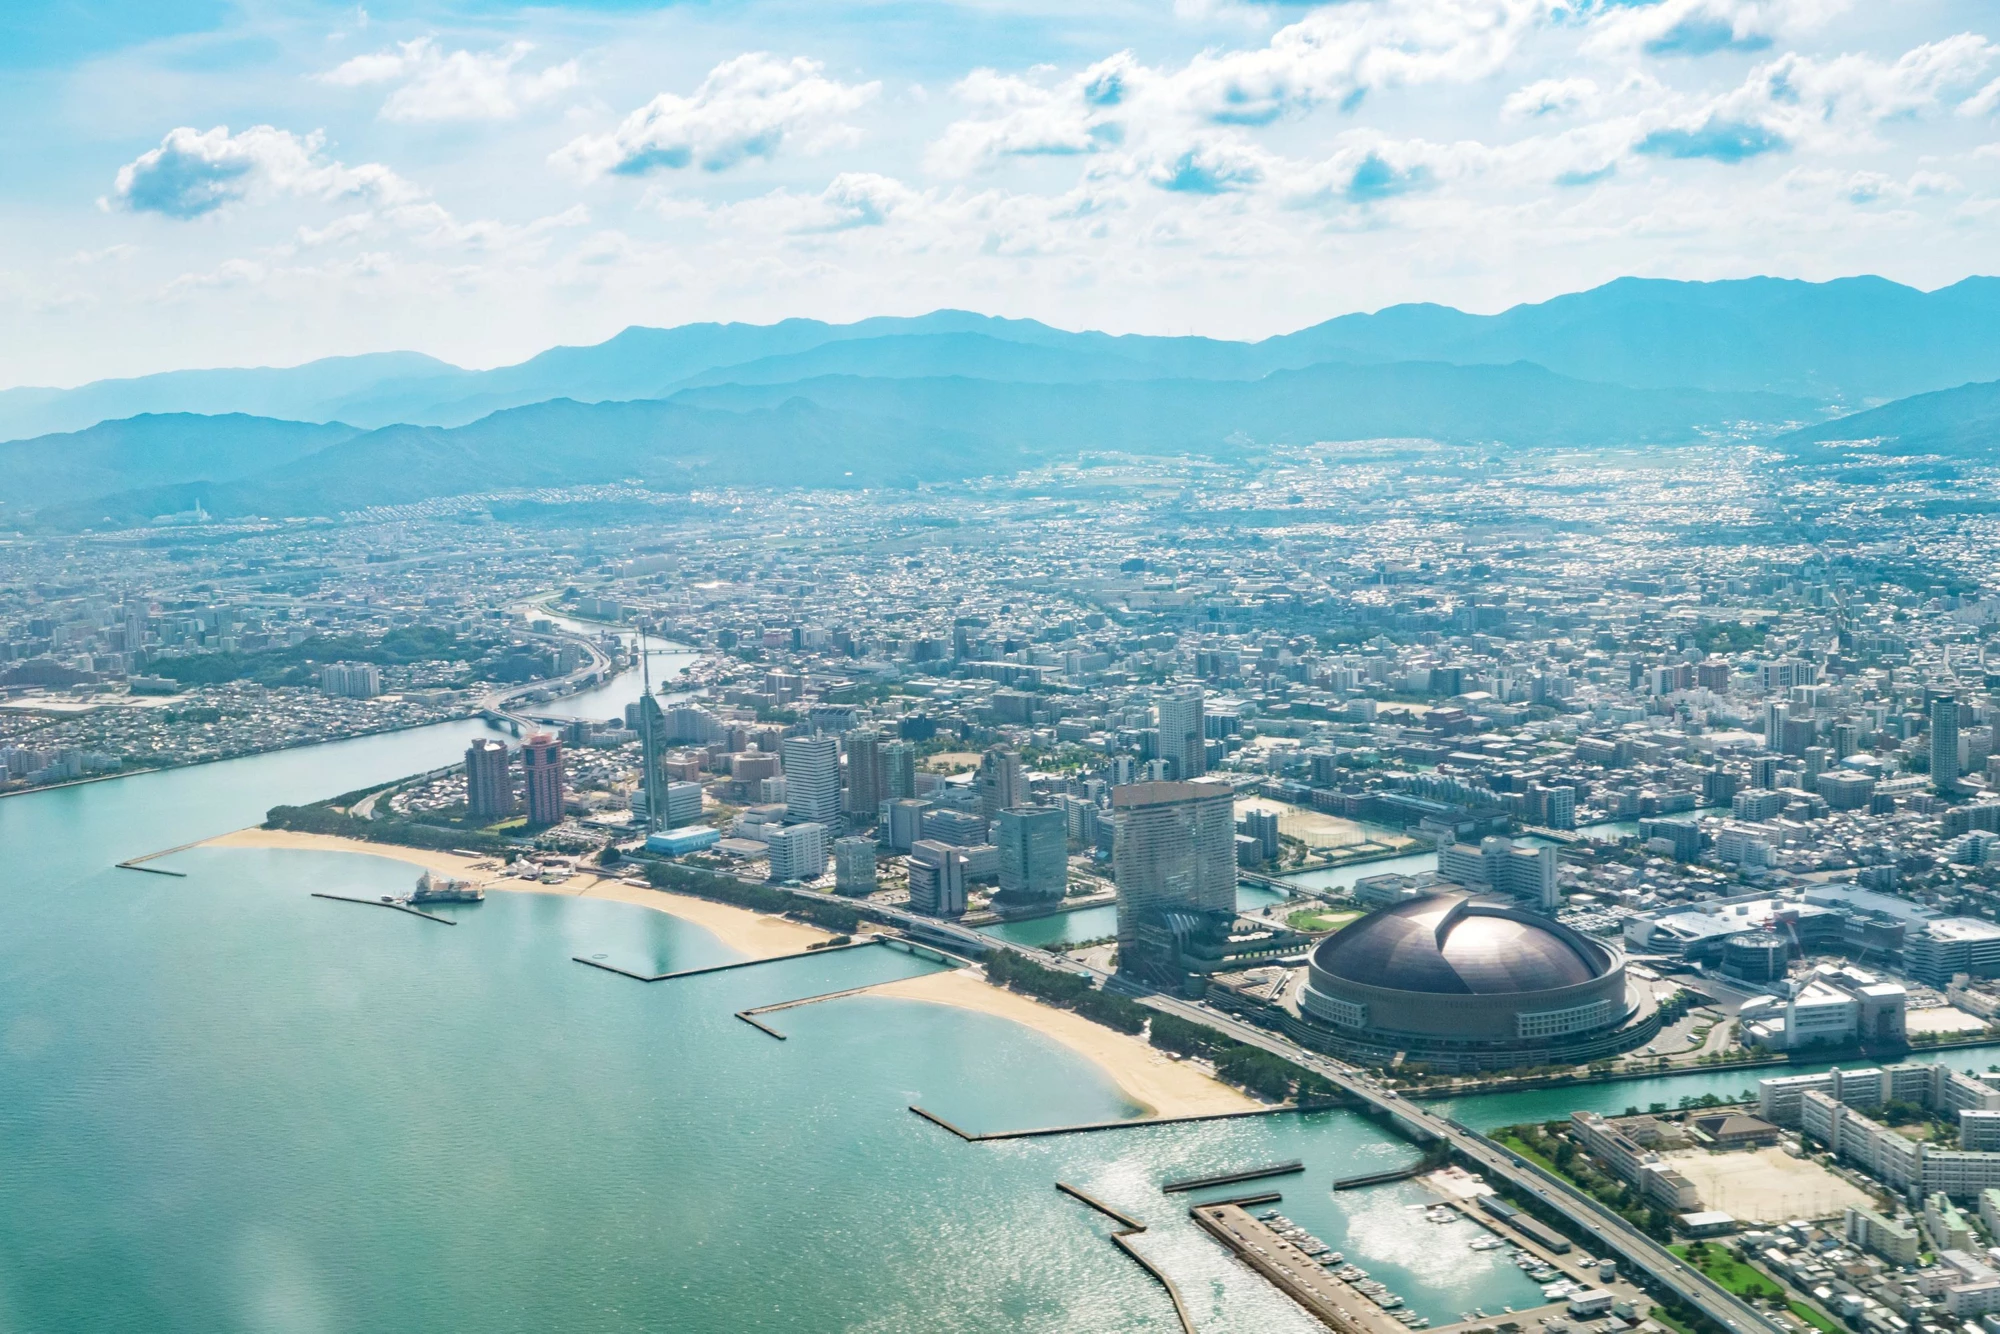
[
  {"left": 833, "top": 836, "right": 877, "bottom": 895},
  {"left": 845, "top": 728, "right": 885, "bottom": 819},
  {"left": 464, "top": 738, "right": 513, "bottom": 818},
  {"left": 1112, "top": 780, "right": 1235, "bottom": 985},
  {"left": 766, "top": 822, "right": 827, "bottom": 883},
  {"left": 1155, "top": 687, "right": 1206, "bottom": 779},
  {"left": 646, "top": 826, "right": 720, "bottom": 856},
  {"left": 780, "top": 735, "right": 841, "bottom": 825},
  {"left": 1292, "top": 892, "right": 1651, "bottom": 1073},
  {"left": 521, "top": 733, "right": 565, "bottom": 825},
  {"left": 993, "top": 807, "right": 1066, "bottom": 910},
  {"left": 907, "top": 840, "right": 966, "bottom": 917},
  {"left": 1241, "top": 808, "right": 1280, "bottom": 864}
]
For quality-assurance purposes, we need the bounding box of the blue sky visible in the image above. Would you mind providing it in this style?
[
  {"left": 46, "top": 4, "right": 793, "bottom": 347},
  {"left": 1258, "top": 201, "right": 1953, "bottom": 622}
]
[{"left": 3, "top": 0, "right": 1998, "bottom": 384}]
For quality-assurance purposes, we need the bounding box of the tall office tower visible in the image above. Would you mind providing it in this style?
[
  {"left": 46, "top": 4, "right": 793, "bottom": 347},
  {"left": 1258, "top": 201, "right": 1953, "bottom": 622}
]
[
  {"left": 1763, "top": 700, "right": 1788, "bottom": 752},
  {"left": 881, "top": 740, "right": 918, "bottom": 801},
  {"left": 1155, "top": 688, "right": 1206, "bottom": 779},
  {"left": 844, "top": 728, "right": 886, "bottom": 818},
  {"left": 520, "top": 733, "right": 566, "bottom": 825},
  {"left": 906, "top": 840, "right": 967, "bottom": 918},
  {"left": 636, "top": 692, "right": 666, "bottom": 833},
  {"left": 1751, "top": 755, "right": 1780, "bottom": 789},
  {"left": 994, "top": 807, "right": 1067, "bottom": 909},
  {"left": 662, "top": 780, "right": 704, "bottom": 826},
  {"left": 1933, "top": 696, "right": 1962, "bottom": 794},
  {"left": 1834, "top": 721, "right": 1861, "bottom": 760},
  {"left": 464, "top": 739, "right": 514, "bottom": 818},
  {"left": 881, "top": 798, "right": 930, "bottom": 852},
  {"left": 976, "top": 748, "right": 1026, "bottom": 820},
  {"left": 766, "top": 822, "right": 828, "bottom": 883},
  {"left": 781, "top": 735, "right": 843, "bottom": 824},
  {"left": 833, "top": 836, "right": 878, "bottom": 896},
  {"left": 1111, "top": 781, "right": 1236, "bottom": 985}
]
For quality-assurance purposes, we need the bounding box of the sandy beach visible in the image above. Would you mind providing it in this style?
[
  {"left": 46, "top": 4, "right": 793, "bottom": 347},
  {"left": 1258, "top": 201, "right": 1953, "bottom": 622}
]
[
  {"left": 198, "top": 827, "right": 830, "bottom": 959},
  {"left": 852, "top": 968, "right": 1256, "bottom": 1119}
]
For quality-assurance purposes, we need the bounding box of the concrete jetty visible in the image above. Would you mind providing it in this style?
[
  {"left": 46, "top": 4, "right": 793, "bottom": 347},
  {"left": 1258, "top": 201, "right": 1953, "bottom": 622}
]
[
  {"left": 570, "top": 935, "right": 887, "bottom": 983},
  {"left": 310, "top": 892, "right": 455, "bottom": 924},
  {"left": 908, "top": 1102, "right": 1300, "bottom": 1143},
  {"left": 734, "top": 1013, "right": 787, "bottom": 1040},
  {"left": 1053, "top": 1182, "right": 1195, "bottom": 1334},
  {"left": 1162, "top": 1159, "right": 1303, "bottom": 1193}
]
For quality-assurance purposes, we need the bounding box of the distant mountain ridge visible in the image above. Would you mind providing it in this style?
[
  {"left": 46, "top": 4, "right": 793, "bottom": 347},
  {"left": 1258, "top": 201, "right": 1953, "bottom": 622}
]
[
  {"left": 8, "top": 274, "right": 2000, "bottom": 441},
  {"left": 17, "top": 360, "right": 1820, "bottom": 529},
  {"left": 1777, "top": 378, "right": 2000, "bottom": 456}
]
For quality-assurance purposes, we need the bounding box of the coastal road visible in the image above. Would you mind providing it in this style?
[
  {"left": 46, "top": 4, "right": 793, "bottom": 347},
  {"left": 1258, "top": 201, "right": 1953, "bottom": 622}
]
[{"left": 780, "top": 886, "right": 1781, "bottom": 1334}]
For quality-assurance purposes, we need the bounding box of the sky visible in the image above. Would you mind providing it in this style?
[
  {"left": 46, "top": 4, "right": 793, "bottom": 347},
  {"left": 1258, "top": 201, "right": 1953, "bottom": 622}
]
[{"left": 2, "top": 0, "right": 1998, "bottom": 386}]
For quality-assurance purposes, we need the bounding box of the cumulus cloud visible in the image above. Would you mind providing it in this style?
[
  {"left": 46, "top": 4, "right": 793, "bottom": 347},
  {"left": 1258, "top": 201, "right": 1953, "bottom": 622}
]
[
  {"left": 927, "top": 54, "right": 1138, "bottom": 174},
  {"left": 554, "top": 53, "right": 878, "bottom": 177},
  {"left": 319, "top": 38, "right": 579, "bottom": 122},
  {"left": 717, "top": 173, "right": 919, "bottom": 233},
  {"left": 1503, "top": 77, "right": 1598, "bottom": 119},
  {"left": 1585, "top": 0, "right": 1848, "bottom": 58},
  {"left": 109, "top": 125, "right": 419, "bottom": 219},
  {"left": 1149, "top": 139, "right": 1272, "bottom": 193}
]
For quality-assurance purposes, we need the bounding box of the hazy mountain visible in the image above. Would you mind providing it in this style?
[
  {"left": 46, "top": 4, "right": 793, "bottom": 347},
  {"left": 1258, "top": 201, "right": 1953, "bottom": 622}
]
[
  {"left": 0, "top": 354, "right": 452, "bottom": 442},
  {"left": 1777, "top": 378, "right": 2000, "bottom": 456},
  {"left": 671, "top": 361, "right": 1821, "bottom": 454},
  {"left": 12, "top": 275, "right": 2000, "bottom": 442},
  {"left": 18, "top": 360, "right": 1820, "bottom": 529},
  {"left": 0, "top": 414, "right": 360, "bottom": 519}
]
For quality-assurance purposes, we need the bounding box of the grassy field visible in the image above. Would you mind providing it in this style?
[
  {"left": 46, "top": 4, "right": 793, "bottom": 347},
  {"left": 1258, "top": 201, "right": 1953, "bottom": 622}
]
[
  {"left": 1287, "top": 907, "right": 1364, "bottom": 934},
  {"left": 1670, "top": 1245, "right": 1783, "bottom": 1300}
]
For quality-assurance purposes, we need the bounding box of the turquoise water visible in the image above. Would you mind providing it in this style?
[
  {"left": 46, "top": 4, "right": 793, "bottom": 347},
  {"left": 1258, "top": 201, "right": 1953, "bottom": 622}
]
[{"left": 15, "top": 723, "right": 1947, "bottom": 1331}]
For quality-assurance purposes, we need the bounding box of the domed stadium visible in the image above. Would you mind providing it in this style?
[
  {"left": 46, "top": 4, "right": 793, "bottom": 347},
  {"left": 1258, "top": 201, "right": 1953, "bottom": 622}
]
[{"left": 1287, "top": 893, "right": 1657, "bottom": 1073}]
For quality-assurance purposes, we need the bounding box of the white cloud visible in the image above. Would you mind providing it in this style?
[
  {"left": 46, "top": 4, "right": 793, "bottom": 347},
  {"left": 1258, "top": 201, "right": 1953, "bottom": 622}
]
[
  {"left": 1503, "top": 77, "right": 1599, "bottom": 119},
  {"left": 926, "top": 55, "right": 1140, "bottom": 174},
  {"left": 554, "top": 53, "right": 879, "bottom": 177},
  {"left": 320, "top": 37, "right": 579, "bottom": 122},
  {"left": 717, "top": 173, "right": 920, "bottom": 234},
  {"left": 108, "top": 125, "right": 420, "bottom": 219},
  {"left": 1584, "top": 0, "right": 1849, "bottom": 59}
]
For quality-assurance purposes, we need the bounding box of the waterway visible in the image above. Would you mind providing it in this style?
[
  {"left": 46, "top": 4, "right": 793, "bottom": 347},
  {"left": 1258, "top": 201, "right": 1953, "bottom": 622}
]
[{"left": 7, "top": 722, "right": 1987, "bottom": 1331}]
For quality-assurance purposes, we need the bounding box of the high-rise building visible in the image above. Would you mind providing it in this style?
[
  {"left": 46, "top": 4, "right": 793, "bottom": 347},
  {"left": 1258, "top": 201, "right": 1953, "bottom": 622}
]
[
  {"left": 976, "top": 747, "right": 1026, "bottom": 820},
  {"left": 781, "top": 735, "right": 842, "bottom": 824},
  {"left": 636, "top": 692, "right": 666, "bottom": 832},
  {"left": 881, "top": 740, "right": 918, "bottom": 800},
  {"left": 1155, "top": 688, "right": 1206, "bottom": 780},
  {"left": 520, "top": 733, "right": 565, "bottom": 825},
  {"left": 907, "top": 840, "right": 967, "bottom": 917},
  {"left": 1242, "top": 807, "right": 1280, "bottom": 863},
  {"left": 1437, "top": 836, "right": 1559, "bottom": 911},
  {"left": 833, "top": 836, "right": 877, "bottom": 895},
  {"left": 662, "top": 779, "right": 704, "bottom": 826},
  {"left": 1934, "top": 696, "right": 1963, "bottom": 794},
  {"left": 881, "top": 798, "right": 929, "bottom": 852},
  {"left": 994, "top": 807, "right": 1067, "bottom": 909},
  {"left": 320, "top": 662, "right": 382, "bottom": 699},
  {"left": 921, "top": 807, "right": 987, "bottom": 846},
  {"left": 1112, "top": 781, "right": 1236, "bottom": 984},
  {"left": 845, "top": 728, "right": 885, "bottom": 818},
  {"left": 766, "top": 822, "right": 828, "bottom": 882},
  {"left": 464, "top": 738, "right": 513, "bottom": 819}
]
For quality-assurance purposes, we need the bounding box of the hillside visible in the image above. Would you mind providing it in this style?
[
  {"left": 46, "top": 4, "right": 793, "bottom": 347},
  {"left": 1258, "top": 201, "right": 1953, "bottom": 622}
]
[{"left": 1776, "top": 379, "right": 2000, "bottom": 456}]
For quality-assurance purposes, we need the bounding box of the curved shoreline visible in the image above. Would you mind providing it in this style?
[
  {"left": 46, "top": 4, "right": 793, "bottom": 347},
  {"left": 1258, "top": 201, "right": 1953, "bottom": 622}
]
[{"left": 193, "top": 827, "right": 1257, "bottom": 1118}]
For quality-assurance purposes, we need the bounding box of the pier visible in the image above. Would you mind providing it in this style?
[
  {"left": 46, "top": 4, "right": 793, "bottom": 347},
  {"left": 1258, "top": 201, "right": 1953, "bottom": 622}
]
[
  {"left": 310, "top": 892, "right": 455, "bottom": 924},
  {"left": 1333, "top": 1161, "right": 1429, "bottom": 1190},
  {"left": 115, "top": 836, "right": 209, "bottom": 877},
  {"left": 734, "top": 1013, "right": 787, "bottom": 1040},
  {"left": 1162, "top": 1159, "right": 1303, "bottom": 1194},
  {"left": 1053, "top": 1183, "right": 1196, "bottom": 1334},
  {"left": 908, "top": 1102, "right": 1303, "bottom": 1143},
  {"left": 570, "top": 935, "right": 887, "bottom": 982},
  {"left": 1193, "top": 1202, "right": 1405, "bottom": 1334}
]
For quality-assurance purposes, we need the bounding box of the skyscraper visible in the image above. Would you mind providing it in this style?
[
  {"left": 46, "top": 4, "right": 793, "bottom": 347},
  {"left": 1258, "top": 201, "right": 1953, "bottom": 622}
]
[
  {"left": 1933, "top": 696, "right": 1962, "bottom": 794},
  {"left": 1112, "top": 780, "right": 1236, "bottom": 984},
  {"left": 1155, "top": 687, "right": 1206, "bottom": 779},
  {"left": 464, "top": 738, "right": 513, "bottom": 819},
  {"left": 636, "top": 691, "right": 666, "bottom": 833},
  {"left": 907, "top": 840, "right": 967, "bottom": 917},
  {"left": 976, "top": 747, "right": 1025, "bottom": 820},
  {"left": 833, "top": 836, "right": 877, "bottom": 895},
  {"left": 520, "top": 733, "right": 565, "bottom": 825},
  {"left": 994, "top": 807, "right": 1067, "bottom": 909},
  {"left": 881, "top": 740, "right": 918, "bottom": 800},
  {"left": 845, "top": 728, "right": 885, "bottom": 818},
  {"left": 766, "top": 822, "right": 828, "bottom": 882},
  {"left": 781, "top": 734, "right": 842, "bottom": 824}
]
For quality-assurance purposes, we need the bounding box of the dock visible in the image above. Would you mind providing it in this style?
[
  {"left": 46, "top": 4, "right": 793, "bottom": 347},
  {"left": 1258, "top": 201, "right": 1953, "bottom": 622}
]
[
  {"left": 310, "top": 892, "right": 455, "bottom": 924},
  {"left": 734, "top": 1012, "right": 787, "bottom": 1040},
  {"left": 1054, "top": 1183, "right": 1196, "bottom": 1334},
  {"left": 1193, "top": 1202, "right": 1407, "bottom": 1334},
  {"left": 908, "top": 1102, "right": 1300, "bottom": 1143},
  {"left": 570, "top": 935, "right": 887, "bottom": 983},
  {"left": 1163, "top": 1159, "right": 1303, "bottom": 1194},
  {"left": 1333, "top": 1161, "right": 1428, "bottom": 1190},
  {"left": 115, "top": 836, "right": 209, "bottom": 877}
]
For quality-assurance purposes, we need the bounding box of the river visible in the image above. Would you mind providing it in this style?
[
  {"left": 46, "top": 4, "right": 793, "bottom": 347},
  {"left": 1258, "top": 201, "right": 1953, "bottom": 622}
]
[{"left": 5, "top": 721, "right": 1985, "bottom": 1332}]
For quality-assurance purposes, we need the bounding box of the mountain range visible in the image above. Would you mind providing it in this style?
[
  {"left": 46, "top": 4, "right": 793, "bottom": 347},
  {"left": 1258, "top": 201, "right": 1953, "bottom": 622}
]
[{"left": 6, "top": 274, "right": 2000, "bottom": 530}]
